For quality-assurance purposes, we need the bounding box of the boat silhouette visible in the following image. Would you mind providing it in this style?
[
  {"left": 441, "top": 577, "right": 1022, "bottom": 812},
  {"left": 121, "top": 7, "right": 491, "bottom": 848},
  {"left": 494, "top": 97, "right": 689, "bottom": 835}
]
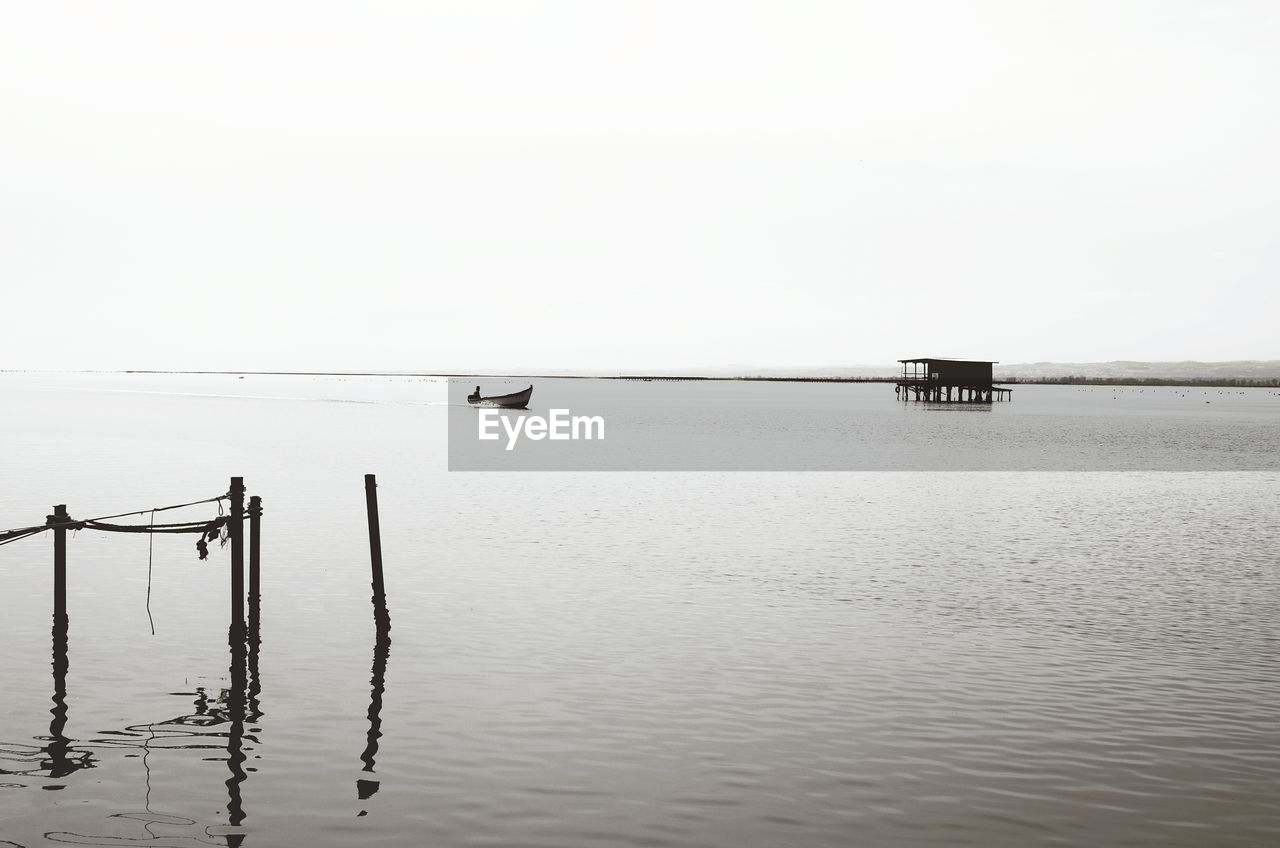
[{"left": 466, "top": 385, "right": 533, "bottom": 409}]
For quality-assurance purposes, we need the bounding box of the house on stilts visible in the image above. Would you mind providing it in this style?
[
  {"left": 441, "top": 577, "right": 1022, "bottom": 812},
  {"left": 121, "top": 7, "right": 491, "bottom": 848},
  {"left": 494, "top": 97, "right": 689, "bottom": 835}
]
[{"left": 895, "top": 358, "right": 1012, "bottom": 403}]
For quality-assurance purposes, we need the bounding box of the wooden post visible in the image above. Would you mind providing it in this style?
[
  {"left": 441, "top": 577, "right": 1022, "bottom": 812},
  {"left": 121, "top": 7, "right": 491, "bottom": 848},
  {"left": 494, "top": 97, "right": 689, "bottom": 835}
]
[
  {"left": 41, "top": 504, "right": 74, "bottom": 779},
  {"left": 248, "top": 495, "right": 261, "bottom": 626},
  {"left": 365, "top": 474, "right": 385, "bottom": 601},
  {"left": 246, "top": 494, "right": 262, "bottom": 720},
  {"left": 230, "top": 477, "right": 245, "bottom": 635},
  {"left": 226, "top": 485, "right": 250, "bottom": 837},
  {"left": 51, "top": 504, "right": 68, "bottom": 620}
]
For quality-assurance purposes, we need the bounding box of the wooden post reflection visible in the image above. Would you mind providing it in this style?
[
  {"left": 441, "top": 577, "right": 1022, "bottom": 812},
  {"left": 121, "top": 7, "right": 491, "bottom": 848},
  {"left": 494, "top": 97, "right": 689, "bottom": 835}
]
[
  {"left": 44, "top": 609, "right": 73, "bottom": 778},
  {"left": 224, "top": 621, "right": 249, "bottom": 840},
  {"left": 358, "top": 595, "right": 391, "bottom": 804}
]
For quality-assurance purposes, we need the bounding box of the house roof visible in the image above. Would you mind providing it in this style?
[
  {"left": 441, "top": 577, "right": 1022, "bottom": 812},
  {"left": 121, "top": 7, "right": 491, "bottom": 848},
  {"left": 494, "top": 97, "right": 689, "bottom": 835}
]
[{"left": 898, "top": 358, "right": 999, "bottom": 364}]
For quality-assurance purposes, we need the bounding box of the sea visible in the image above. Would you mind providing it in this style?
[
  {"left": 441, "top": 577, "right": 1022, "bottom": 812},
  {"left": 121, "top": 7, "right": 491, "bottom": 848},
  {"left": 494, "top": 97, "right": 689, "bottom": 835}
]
[{"left": 1, "top": 372, "right": 1278, "bottom": 847}]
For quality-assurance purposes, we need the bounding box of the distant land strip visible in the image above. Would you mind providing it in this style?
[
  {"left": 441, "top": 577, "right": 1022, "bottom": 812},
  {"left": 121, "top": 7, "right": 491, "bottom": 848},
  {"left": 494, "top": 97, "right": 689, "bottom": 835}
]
[
  {"left": 0, "top": 369, "right": 1266, "bottom": 388},
  {"left": 740, "top": 376, "right": 1280, "bottom": 387},
  {"left": 998, "top": 376, "right": 1280, "bottom": 387}
]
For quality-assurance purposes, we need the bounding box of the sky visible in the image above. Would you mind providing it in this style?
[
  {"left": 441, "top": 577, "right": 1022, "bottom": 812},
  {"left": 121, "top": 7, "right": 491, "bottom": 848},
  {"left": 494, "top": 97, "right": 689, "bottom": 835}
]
[{"left": 2, "top": 1, "right": 1277, "bottom": 372}]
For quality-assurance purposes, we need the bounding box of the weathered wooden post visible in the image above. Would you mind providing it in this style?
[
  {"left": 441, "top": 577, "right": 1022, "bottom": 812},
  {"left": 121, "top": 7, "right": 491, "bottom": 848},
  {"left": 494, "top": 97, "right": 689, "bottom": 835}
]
[
  {"left": 225, "top": 482, "right": 250, "bottom": 837},
  {"left": 230, "top": 477, "right": 245, "bottom": 636},
  {"left": 248, "top": 495, "right": 261, "bottom": 626},
  {"left": 44, "top": 504, "right": 74, "bottom": 779},
  {"left": 364, "top": 474, "right": 385, "bottom": 602},
  {"left": 51, "top": 504, "right": 68, "bottom": 620},
  {"left": 246, "top": 494, "right": 263, "bottom": 720}
]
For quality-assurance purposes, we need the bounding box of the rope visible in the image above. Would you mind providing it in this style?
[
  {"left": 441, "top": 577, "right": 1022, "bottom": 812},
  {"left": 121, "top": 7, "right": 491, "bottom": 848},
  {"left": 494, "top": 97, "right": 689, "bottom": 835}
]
[
  {"left": 81, "top": 495, "right": 229, "bottom": 524},
  {"left": 0, "top": 526, "right": 47, "bottom": 547},
  {"left": 0, "top": 493, "right": 241, "bottom": 639},
  {"left": 0, "top": 494, "right": 230, "bottom": 540},
  {"left": 0, "top": 491, "right": 235, "bottom": 571},
  {"left": 46, "top": 495, "right": 231, "bottom": 531},
  {"left": 146, "top": 509, "right": 156, "bottom": 636},
  {"left": 82, "top": 518, "right": 225, "bottom": 534}
]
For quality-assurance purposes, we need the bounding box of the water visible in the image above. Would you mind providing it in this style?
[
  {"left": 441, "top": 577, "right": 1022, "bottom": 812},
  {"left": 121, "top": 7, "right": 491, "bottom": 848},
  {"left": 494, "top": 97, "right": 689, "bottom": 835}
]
[{"left": 1, "top": 373, "right": 1278, "bottom": 847}]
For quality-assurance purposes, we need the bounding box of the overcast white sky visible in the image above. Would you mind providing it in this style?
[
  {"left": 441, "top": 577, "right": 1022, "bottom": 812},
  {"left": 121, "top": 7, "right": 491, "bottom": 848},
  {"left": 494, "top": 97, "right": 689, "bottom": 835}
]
[{"left": 2, "top": 1, "right": 1277, "bottom": 372}]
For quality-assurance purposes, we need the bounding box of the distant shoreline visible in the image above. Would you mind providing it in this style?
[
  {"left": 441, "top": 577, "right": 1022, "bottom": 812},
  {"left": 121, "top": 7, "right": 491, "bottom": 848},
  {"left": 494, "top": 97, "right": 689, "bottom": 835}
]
[{"left": 2, "top": 370, "right": 1275, "bottom": 389}]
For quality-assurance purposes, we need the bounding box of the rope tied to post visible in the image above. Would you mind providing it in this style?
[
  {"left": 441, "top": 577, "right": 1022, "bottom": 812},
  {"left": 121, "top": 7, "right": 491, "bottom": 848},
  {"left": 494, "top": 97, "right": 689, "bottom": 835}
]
[
  {"left": 83, "top": 517, "right": 227, "bottom": 534},
  {"left": 0, "top": 494, "right": 235, "bottom": 559},
  {"left": 74, "top": 515, "right": 230, "bottom": 561},
  {"left": 195, "top": 517, "right": 231, "bottom": 561},
  {"left": 45, "top": 513, "right": 86, "bottom": 532},
  {"left": 1, "top": 483, "right": 259, "bottom": 647}
]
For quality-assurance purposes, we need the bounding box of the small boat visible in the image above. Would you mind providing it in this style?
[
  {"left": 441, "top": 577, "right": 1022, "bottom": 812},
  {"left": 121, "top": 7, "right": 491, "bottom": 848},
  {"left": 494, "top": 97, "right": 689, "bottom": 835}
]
[{"left": 467, "top": 385, "right": 533, "bottom": 409}]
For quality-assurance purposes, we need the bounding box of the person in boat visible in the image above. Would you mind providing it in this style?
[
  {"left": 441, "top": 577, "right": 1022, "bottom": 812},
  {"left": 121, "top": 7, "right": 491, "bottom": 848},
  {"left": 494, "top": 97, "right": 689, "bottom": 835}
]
[{"left": 468, "top": 385, "right": 481, "bottom": 402}]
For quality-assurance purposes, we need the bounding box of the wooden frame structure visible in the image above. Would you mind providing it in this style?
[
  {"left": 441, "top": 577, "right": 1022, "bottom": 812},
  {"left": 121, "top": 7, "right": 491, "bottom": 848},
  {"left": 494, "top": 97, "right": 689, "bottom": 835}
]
[
  {"left": 896, "top": 358, "right": 1012, "bottom": 403},
  {"left": 1, "top": 475, "right": 391, "bottom": 830}
]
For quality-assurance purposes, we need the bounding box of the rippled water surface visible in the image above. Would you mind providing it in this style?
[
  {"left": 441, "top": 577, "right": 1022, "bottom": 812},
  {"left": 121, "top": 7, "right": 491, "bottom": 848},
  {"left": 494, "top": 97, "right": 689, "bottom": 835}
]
[{"left": 1, "top": 374, "right": 1278, "bottom": 847}]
